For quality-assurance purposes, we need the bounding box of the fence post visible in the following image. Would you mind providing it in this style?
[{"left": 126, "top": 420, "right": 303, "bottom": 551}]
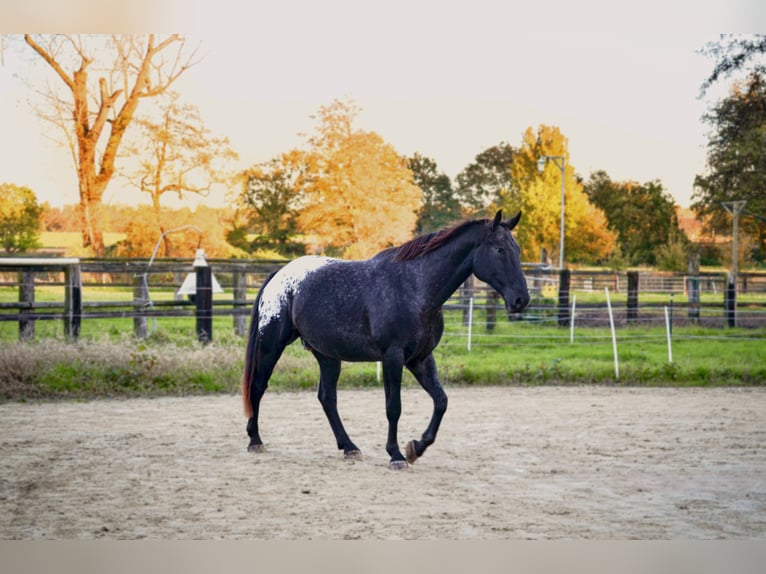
[
  {"left": 627, "top": 271, "right": 639, "bottom": 324},
  {"left": 461, "top": 276, "right": 474, "bottom": 326},
  {"left": 688, "top": 276, "right": 700, "bottom": 323},
  {"left": 19, "top": 270, "right": 35, "bottom": 341},
  {"left": 233, "top": 266, "right": 248, "bottom": 337},
  {"left": 133, "top": 274, "right": 149, "bottom": 339},
  {"left": 486, "top": 289, "right": 499, "bottom": 331},
  {"left": 63, "top": 263, "right": 82, "bottom": 340},
  {"left": 724, "top": 272, "right": 736, "bottom": 328},
  {"left": 687, "top": 253, "right": 700, "bottom": 323},
  {"left": 196, "top": 260, "right": 213, "bottom": 343},
  {"left": 605, "top": 287, "right": 619, "bottom": 380},
  {"left": 467, "top": 297, "right": 474, "bottom": 352},
  {"left": 557, "top": 268, "right": 570, "bottom": 327}
]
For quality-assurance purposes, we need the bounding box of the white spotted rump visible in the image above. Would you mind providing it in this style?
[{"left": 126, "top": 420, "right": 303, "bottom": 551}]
[{"left": 258, "top": 256, "right": 333, "bottom": 333}]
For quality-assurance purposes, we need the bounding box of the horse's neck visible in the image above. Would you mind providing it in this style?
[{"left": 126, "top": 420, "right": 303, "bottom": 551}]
[{"left": 413, "top": 232, "right": 479, "bottom": 309}]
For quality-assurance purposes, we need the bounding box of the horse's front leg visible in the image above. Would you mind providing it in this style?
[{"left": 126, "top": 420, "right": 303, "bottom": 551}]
[
  {"left": 382, "top": 351, "right": 408, "bottom": 470},
  {"left": 404, "top": 353, "right": 448, "bottom": 464}
]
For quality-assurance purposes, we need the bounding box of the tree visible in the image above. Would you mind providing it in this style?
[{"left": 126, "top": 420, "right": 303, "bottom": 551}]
[
  {"left": 454, "top": 142, "right": 517, "bottom": 217},
  {"left": 232, "top": 153, "right": 306, "bottom": 256},
  {"left": 123, "top": 92, "right": 238, "bottom": 257},
  {"left": 407, "top": 153, "right": 461, "bottom": 234},
  {"left": 509, "top": 126, "right": 615, "bottom": 265},
  {"left": 699, "top": 34, "right": 766, "bottom": 96},
  {"left": 112, "top": 204, "right": 240, "bottom": 259},
  {"left": 585, "top": 171, "right": 686, "bottom": 266},
  {"left": 693, "top": 72, "right": 766, "bottom": 261},
  {"left": 0, "top": 183, "right": 43, "bottom": 253},
  {"left": 41, "top": 203, "right": 80, "bottom": 232},
  {"left": 22, "top": 34, "right": 197, "bottom": 255},
  {"left": 296, "top": 98, "right": 422, "bottom": 258}
]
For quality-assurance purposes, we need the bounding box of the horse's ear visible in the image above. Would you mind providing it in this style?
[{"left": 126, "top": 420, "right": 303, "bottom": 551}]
[
  {"left": 505, "top": 211, "right": 522, "bottom": 231},
  {"left": 491, "top": 210, "right": 503, "bottom": 231}
]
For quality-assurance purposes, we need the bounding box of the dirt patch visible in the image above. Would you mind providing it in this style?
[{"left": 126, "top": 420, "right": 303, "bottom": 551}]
[{"left": 1, "top": 386, "right": 764, "bottom": 539}]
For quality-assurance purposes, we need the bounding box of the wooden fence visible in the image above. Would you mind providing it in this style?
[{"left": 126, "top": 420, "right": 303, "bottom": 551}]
[{"left": 1, "top": 258, "right": 765, "bottom": 342}]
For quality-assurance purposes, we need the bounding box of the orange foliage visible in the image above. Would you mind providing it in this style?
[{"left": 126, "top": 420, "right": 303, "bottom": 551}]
[
  {"left": 111, "top": 205, "right": 239, "bottom": 259},
  {"left": 295, "top": 99, "right": 422, "bottom": 259}
]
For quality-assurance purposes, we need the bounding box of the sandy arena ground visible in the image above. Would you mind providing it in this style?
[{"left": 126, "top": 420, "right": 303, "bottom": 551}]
[{"left": 0, "top": 386, "right": 765, "bottom": 539}]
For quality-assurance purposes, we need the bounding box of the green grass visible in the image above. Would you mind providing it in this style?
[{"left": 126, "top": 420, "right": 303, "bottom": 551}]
[
  {"left": 2, "top": 320, "right": 762, "bottom": 403},
  {"left": 40, "top": 231, "right": 126, "bottom": 251},
  {"left": 1, "top": 283, "right": 764, "bottom": 401}
]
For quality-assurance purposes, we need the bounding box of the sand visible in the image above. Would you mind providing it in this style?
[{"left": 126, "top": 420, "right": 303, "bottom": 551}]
[{"left": 1, "top": 386, "right": 764, "bottom": 539}]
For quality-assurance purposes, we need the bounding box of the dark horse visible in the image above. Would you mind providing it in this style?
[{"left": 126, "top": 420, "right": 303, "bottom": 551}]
[{"left": 242, "top": 210, "right": 529, "bottom": 469}]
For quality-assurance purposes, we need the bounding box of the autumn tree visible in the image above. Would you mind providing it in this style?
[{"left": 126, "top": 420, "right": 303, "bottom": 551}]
[
  {"left": 296, "top": 98, "right": 422, "bottom": 258},
  {"left": 585, "top": 170, "right": 687, "bottom": 266},
  {"left": 508, "top": 125, "right": 615, "bottom": 265},
  {"left": 112, "top": 204, "right": 239, "bottom": 259},
  {"left": 407, "top": 153, "right": 461, "bottom": 234},
  {"left": 454, "top": 142, "right": 517, "bottom": 217},
  {"left": 231, "top": 154, "right": 306, "bottom": 256},
  {"left": 123, "top": 92, "right": 238, "bottom": 257},
  {"left": 0, "top": 183, "right": 43, "bottom": 253},
  {"left": 22, "top": 34, "right": 197, "bottom": 255},
  {"left": 41, "top": 203, "right": 80, "bottom": 232}
]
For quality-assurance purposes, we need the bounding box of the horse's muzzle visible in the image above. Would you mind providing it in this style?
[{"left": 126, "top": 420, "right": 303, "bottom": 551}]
[{"left": 505, "top": 294, "right": 530, "bottom": 316}]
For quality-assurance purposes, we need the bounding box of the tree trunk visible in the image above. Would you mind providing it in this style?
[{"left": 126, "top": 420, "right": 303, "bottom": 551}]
[
  {"left": 24, "top": 34, "right": 193, "bottom": 258},
  {"left": 78, "top": 189, "right": 106, "bottom": 255}
]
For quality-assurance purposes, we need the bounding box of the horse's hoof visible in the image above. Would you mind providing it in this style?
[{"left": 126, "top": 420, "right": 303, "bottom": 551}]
[
  {"left": 344, "top": 450, "right": 363, "bottom": 461},
  {"left": 247, "top": 443, "right": 266, "bottom": 453},
  {"left": 389, "top": 460, "right": 410, "bottom": 471},
  {"left": 405, "top": 440, "right": 419, "bottom": 464}
]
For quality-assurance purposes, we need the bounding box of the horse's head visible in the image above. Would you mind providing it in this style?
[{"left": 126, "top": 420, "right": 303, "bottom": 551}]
[{"left": 472, "top": 210, "right": 530, "bottom": 317}]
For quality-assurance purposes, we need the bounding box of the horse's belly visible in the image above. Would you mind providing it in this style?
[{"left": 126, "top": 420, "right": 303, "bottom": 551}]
[{"left": 301, "top": 328, "right": 382, "bottom": 362}]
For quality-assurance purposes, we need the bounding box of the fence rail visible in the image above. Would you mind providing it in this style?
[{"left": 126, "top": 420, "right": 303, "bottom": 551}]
[{"left": 1, "top": 257, "right": 765, "bottom": 342}]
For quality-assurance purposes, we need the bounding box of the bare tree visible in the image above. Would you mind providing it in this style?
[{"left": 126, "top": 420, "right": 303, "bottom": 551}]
[
  {"left": 123, "top": 91, "right": 238, "bottom": 256},
  {"left": 23, "top": 34, "right": 198, "bottom": 255}
]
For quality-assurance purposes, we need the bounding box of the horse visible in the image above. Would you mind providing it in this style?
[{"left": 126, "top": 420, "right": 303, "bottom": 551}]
[{"left": 242, "top": 210, "right": 530, "bottom": 469}]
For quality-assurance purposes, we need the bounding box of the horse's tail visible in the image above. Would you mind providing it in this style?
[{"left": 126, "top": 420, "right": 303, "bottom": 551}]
[{"left": 242, "top": 270, "right": 278, "bottom": 418}]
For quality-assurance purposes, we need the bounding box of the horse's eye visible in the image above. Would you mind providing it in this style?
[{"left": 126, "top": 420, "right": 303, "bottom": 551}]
[{"left": 495, "top": 247, "right": 505, "bottom": 255}]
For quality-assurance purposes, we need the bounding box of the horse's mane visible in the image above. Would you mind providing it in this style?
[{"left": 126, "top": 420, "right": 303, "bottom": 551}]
[{"left": 385, "top": 219, "right": 488, "bottom": 262}]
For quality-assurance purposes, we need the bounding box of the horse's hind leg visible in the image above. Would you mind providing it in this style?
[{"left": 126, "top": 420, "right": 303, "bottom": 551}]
[
  {"left": 246, "top": 326, "right": 294, "bottom": 452},
  {"left": 404, "top": 353, "right": 448, "bottom": 463},
  {"left": 313, "top": 352, "right": 362, "bottom": 460}
]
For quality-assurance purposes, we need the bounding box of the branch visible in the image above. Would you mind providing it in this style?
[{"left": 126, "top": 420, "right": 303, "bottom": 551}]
[
  {"left": 97, "top": 35, "right": 195, "bottom": 187},
  {"left": 700, "top": 34, "right": 766, "bottom": 96},
  {"left": 141, "top": 36, "right": 199, "bottom": 98},
  {"left": 23, "top": 34, "right": 76, "bottom": 92},
  {"left": 90, "top": 77, "right": 123, "bottom": 142}
]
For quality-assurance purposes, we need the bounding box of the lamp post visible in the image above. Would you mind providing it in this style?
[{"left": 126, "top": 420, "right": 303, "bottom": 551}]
[{"left": 537, "top": 155, "right": 566, "bottom": 269}]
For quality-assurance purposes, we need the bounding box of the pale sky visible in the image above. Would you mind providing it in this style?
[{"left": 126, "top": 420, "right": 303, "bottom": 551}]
[{"left": 1, "top": 1, "right": 763, "bottom": 210}]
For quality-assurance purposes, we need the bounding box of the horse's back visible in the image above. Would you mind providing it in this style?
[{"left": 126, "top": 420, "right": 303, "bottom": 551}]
[{"left": 291, "top": 258, "right": 385, "bottom": 360}]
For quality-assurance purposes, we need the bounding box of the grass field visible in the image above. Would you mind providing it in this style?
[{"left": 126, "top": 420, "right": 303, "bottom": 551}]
[
  {"left": 39, "top": 231, "right": 126, "bottom": 252},
  {"left": 1, "top": 278, "right": 764, "bottom": 401},
  {"left": 1, "top": 309, "right": 764, "bottom": 402}
]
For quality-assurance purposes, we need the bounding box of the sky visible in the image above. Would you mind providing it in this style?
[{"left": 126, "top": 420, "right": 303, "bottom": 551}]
[{"left": 1, "top": 1, "right": 764, "bottom": 211}]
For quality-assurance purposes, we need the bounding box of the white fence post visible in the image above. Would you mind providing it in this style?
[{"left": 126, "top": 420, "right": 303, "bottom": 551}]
[
  {"left": 605, "top": 287, "right": 619, "bottom": 380},
  {"left": 664, "top": 306, "right": 673, "bottom": 363},
  {"left": 570, "top": 294, "right": 577, "bottom": 344},
  {"left": 467, "top": 297, "right": 474, "bottom": 352}
]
